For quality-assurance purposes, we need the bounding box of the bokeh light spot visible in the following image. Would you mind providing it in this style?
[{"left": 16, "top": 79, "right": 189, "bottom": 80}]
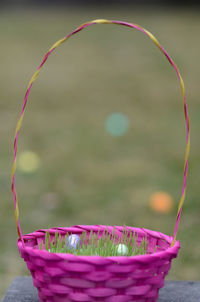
[
  {"left": 105, "top": 112, "right": 129, "bottom": 137},
  {"left": 18, "top": 151, "right": 40, "bottom": 173},
  {"left": 149, "top": 191, "right": 174, "bottom": 214}
]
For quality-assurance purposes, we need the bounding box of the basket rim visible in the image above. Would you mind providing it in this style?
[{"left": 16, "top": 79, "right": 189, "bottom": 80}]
[{"left": 17, "top": 225, "right": 180, "bottom": 263}]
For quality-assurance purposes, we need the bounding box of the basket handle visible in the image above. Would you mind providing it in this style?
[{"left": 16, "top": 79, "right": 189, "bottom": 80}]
[{"left": 11, "top": 19, "right": 190, "bottom": 248}]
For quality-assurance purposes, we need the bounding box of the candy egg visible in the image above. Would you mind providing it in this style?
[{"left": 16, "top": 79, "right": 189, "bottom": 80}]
[
  {"left": 66, "top": 234, "right": 80, "bottom": 250},
  {"left": 116, "top": 244, "right": 128, "bottom": 255}
]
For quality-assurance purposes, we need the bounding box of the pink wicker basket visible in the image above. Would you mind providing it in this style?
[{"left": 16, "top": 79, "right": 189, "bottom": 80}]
[{"left": 11, "top": 19, "right": 190, "bottom": 302}]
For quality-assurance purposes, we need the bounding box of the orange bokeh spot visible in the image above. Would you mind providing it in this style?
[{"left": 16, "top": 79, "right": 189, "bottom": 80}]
[{"left": 149, "top": 191, "right": 174, "bottom": 213}]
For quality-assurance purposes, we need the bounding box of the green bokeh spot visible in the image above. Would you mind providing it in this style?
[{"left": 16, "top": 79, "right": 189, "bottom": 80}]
[{"left": 105, "top": 112, "right": 130, "bottom": 137}]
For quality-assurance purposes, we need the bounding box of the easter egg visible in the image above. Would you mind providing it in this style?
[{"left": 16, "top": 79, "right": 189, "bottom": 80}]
[
  {"left": 116, "top": 244, "right": 128, "bottom": 255},
  {"left": 66, "top": 234, "right": 80, "bottom": 250}
]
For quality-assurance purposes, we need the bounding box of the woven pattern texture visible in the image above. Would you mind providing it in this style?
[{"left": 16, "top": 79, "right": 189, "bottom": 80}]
[{"left": 18, "top": 225, "right": 180, "bottom": 302}]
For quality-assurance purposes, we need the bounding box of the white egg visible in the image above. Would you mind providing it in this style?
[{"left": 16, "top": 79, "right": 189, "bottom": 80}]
[
  {"left": 116, "top": 244, "right": 128, "bottom": 255},
  {"left": 66, "top": 234, "right": 80, "bottom": 250}
]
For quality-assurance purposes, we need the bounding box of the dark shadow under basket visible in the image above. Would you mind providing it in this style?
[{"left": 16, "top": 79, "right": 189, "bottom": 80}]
[
  {"left": 12, "top": 18, "right": 190, "bottom": 302},
  {"left": 18, "top": 225, "right": 180, "bottom": 302}
]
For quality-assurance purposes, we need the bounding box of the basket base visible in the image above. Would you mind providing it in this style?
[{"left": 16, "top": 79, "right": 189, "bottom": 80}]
[{"left": 4, "top": 277, "right": 200, "bottom": 302}]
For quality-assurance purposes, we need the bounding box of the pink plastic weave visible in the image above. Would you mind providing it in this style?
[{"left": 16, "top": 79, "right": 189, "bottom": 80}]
[
  {"left": 11, "top": 19, "right": 190, "bottom": 302},
  {"left": 18, "top": 225, "right": 180, "bottom": 302}
]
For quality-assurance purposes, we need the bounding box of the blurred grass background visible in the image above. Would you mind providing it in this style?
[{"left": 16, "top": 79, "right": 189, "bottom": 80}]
[{"left": 0, "top": 5, "right": 200, "bottom": 297}]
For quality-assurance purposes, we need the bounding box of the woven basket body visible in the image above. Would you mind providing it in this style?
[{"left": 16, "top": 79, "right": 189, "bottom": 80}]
[
  {"left": 17, "top": 225, "right": 180, "bottom": 302},
  {"left": 12, "top": 19, "right": 190, "bottom": 302}
]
